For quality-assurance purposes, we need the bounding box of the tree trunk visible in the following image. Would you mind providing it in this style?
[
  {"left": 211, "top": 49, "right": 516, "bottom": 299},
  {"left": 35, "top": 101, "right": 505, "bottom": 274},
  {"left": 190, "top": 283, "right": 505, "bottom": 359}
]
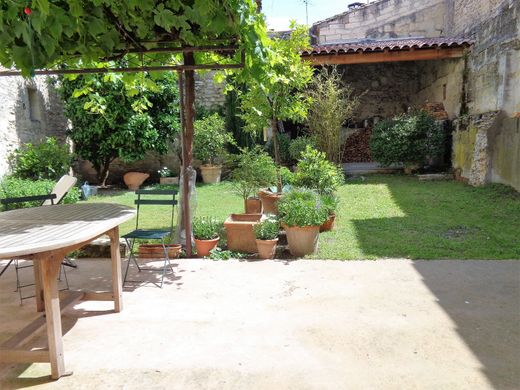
[
  {"left": 95, "top": 159, "right": 112, "bottom": 187},
  {"left": 271, "top": 117, "right": 283, "bottom": 193}
]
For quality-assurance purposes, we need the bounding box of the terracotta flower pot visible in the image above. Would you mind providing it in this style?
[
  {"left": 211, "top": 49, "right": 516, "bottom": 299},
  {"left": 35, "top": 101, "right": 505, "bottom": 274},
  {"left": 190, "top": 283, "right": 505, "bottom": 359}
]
[
  {"left": 258, "top": 190, "right": 282, "bottom": 215},
  {"left": 200, "top": 165, "right": 222, "bottom": 184},
  {"left": 282, "top": 223, "right": 320, "bottom": 257},
  {"left": 224, "top": 214, "right": 262, "bottom": 253},
  {"left": 256, "top": 238, "right": 278, "bottom": 259},
  {"left": 245, "top": 197, "right": 262, "bottom": 214},
  {"left": 320, "top": 214, "right": 336, "bottom": 232},
  {"left": 160, "top": 177, "right": 179, "bottom": 185},
  {"left": 194, "top": 237, "right": 219, "bottom": 257},
  {"left": 138, "top": 244, "right": 182, "bottom": 259},
  {"left": 123, "top": 172, "right": 150, "bottom": 191}
]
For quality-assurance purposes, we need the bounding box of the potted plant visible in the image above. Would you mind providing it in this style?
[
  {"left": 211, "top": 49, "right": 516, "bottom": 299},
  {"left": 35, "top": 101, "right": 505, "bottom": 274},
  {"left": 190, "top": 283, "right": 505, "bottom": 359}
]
[
  {"left": 278, "top": 189, "right": 328, "bottom": 257},
  {"left": 193, "top": 113, "right": 234, "bottom": 184},
  {"left": 320, "top": 194, "right": 339, "bottom": 232},
  {"left": 253, "top": 216, "right": 279, "bottom": 259},
  {"left": 192, "top": 216, "right": 221, "bottom": 257},
  {"left": 123, "top": 172, "right": 149, "bottom": 191},
  {"left": 257, "top": 167, "right": 294, "bottom": 215},
  {"left": 158, "top": 166, "right": 178, "bottom": 185},
  {"left": 232, "top": 147, "right": 277, "bottom": 213}
]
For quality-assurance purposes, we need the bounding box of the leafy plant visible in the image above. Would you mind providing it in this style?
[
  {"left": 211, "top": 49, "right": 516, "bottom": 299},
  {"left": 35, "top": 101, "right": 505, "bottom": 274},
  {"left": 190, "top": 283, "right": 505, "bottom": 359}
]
[
  {"left": 0, "top": 176, "right": 80, "bottom": 210},
  {"left": 321, "top": 194, "right": 339, "bottom": 216},
  {"left": 278, "top": 189, "right": 328, "bottom": 227},
  {"left": 193, "top": 113, "right": 235, "bottom": 165},
  {"left": 306, "top": 67, "right": 360, "bottom": 164},
  {"left": 289, "top": 135, "right": 317, "bottom": 162},
  {"left": 254, "top": 217, "right": 280, "bottom": 240},
  {"left": 8, "top": 137, "right": 73, "bottom": 180},
  {"left": 293, "top": 146, "right": 345, "bottom": 195},
  {"left": 370, "top": 110, "right": 446, "bottom": 167},
  {"left": 208, "top": 247, "right": 245, "bottom": 260},
  {"left": 231, "top": 147, "right": 277, "bottom": 206},
  {"left": 59, "top": 72, "right": 180, "bottom": 186},
  {"left": 279, "top": 167, "right": 295, "bottom": 187},
  {"left": 265, "top": 132, "right": 292, "bottom": 165},
  {"left": 158, "top": 167, "right": 173, "bottom": 177},
  {"left": 192, "top": 216, "right": 221, "bottom": 240}
]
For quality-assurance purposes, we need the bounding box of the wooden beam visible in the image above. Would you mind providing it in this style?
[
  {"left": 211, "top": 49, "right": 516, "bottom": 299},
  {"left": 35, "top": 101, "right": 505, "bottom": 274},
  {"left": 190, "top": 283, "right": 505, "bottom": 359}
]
[
  {"left": 0, "top": 349, "right": 50, "bottom": 363},
  {"left": 302, "top": 47, "right": 466, "bottom": 66}
]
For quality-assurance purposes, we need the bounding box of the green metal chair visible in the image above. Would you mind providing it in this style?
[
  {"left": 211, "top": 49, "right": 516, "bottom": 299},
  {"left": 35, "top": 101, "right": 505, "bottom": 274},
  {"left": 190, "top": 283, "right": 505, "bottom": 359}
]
[{"left": 122, "top": 189, "right": 177, "bottom": 288}]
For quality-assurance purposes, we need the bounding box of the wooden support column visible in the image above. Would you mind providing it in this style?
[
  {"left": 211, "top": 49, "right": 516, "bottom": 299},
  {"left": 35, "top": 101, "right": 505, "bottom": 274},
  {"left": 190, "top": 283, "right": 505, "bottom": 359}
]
[
  {"left": 107, "top": 226, "right": 123, "bottom": 312},
  {"left": 181, "top": 52, "right": 196, "bottom": 257}
]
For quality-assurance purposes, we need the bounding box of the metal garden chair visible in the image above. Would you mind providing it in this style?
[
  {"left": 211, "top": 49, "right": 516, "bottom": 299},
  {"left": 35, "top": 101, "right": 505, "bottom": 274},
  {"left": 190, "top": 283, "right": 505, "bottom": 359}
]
[
  {"left": 0, "top": 175, "right": 78, "bottom": 303},
  {"left": 122, "top": 189, "right": 177, "bottom": 288}
]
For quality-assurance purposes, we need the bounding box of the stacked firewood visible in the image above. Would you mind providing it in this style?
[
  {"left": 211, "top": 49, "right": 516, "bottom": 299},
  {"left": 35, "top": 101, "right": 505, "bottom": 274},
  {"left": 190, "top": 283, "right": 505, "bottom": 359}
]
[
  {"left": 423, "top": 102, "right": 449, "bottom": 120},
  {"left": 342, "top": 128, "right": 373, "bottom": 163}
]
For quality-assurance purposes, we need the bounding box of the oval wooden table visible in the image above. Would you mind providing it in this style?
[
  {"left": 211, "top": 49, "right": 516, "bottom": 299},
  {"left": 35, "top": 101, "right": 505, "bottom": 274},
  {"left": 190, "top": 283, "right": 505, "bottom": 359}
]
[{"left": 0, "top": 203, "right": 135, "bottom": 379}]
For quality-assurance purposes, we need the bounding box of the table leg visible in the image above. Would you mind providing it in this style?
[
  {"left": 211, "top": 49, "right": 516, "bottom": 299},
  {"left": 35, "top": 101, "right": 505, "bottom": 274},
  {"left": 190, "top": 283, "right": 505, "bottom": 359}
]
[
  {"left": 107, "top": 227, "right": 123, "bottom": 312},
  {"left": 41, "top": 256, "right": 67, "bottom": 379},
  {"left": 32, "top": 261, "right": 44, "bottom": 312}
]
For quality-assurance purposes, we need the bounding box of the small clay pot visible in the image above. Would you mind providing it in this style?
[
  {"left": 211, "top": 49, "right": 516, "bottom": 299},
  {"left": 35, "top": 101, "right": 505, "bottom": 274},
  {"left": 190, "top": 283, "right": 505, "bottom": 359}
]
[
  {"left": 256, "top": 238, "right": 278, "bottom": 259},
  {"left": 258, "top": 190, "right": 282, "bottom": 215},
  {"left": 245, "top": 197, "right": 262, "bottom": 214},
  {"left": 200, "top": 165, "right": 222, "bottom": 184},
  {"left": 123, "top": 172, "right": 150, "bottom": 191},
  {"left": 159, "top": 177, "right": 179, "bottom": 185},
  {"left": 138, "top": 244, "right": 182, "bottom": 259},
  {"left": 319, "top": 214, "right": 336, "bottom": 232},
  {"left": 194, "top": 237, "right": 219, "bottom": 257}
]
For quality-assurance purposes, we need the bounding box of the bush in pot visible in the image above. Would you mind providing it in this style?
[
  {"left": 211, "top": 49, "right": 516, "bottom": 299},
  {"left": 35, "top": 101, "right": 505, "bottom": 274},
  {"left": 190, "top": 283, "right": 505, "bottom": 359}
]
[
  {"left": 231, "top": 147, "right": 277, "bottom": 213},
  {"left": 253, "top": 216, "right": 279, "bottom": 259},
  {"left": 320, "top": 194, "right": 339, "bottom": 232},
  {"left": 192, "top": 216, "right": 222, "bottom": 257},
  {"left": 158, "top": 166, "right": 178, "bottom": 185},
  {"left": 278, "top": 189, "right": 328, "bottom": 257},
  {"left": 193, "top": 113, "right": 235, "bottom": 184}
]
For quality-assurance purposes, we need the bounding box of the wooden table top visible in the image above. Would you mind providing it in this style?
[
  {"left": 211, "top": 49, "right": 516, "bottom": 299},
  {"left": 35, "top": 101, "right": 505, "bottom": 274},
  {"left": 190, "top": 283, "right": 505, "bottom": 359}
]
[{"left": 0, "top": 203, "right": 135, "bottom": 259}]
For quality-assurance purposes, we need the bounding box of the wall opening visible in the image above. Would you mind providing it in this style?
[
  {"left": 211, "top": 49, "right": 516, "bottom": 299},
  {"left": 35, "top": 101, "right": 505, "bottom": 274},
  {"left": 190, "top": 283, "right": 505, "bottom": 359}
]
[{"left": 27, "top": 87, "right": 42, "bottom": 122}]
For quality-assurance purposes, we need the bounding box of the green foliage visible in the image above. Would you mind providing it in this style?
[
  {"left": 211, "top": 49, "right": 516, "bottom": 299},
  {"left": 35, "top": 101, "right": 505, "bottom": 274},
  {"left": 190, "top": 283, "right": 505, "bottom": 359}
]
[
  {"left": 208, "top": 247, "right": 245, "bottom": 260},
  {"left": 293, "top": 146, "right": 345, "bottom": 195},
  {"left": 321, "top": 194, "right": 339, "bottom": 216},
  {"left": 158, "top": 167, "right": 173, "bottom": 178},
  {"left": 288, "top": 135, "right": 317, "bottom": 162},
  {"left": 59, "top": 72, "right": 180, "bottom": 185},
  {"left": 231, "top": 146, "right": 277, "bottom": 201},
  {"left": 306, "top": 67, "right": 360, "bottom": 164},
  {"left": 278, "top": 188, "right": 328, "bottom": 227},
  {"left": 192, "top": 216, "right": 221, "bottom": 240},
  {"left": 279, "top": 166, "right": 295, "bottom": 187},
  {"left": 253, "top": 216, "right": 279, "bottom": 240},
  {"left": 370, "top": 110, "right": 446, "bottom": 166},
  {"left": 193, "top": 113, "right": 234, "bottom": 165},
  {"left": 0, "top": 176, "right": 80, "bottom": 210},
  {"left": 8, "top": 137, "right": 73, "bottom": 180},
  {"left": 266, "top": 132, "right": 292, "bottom": 165},
  {"left": 0, "top": 0, "right": 268, "bottom": 82}
]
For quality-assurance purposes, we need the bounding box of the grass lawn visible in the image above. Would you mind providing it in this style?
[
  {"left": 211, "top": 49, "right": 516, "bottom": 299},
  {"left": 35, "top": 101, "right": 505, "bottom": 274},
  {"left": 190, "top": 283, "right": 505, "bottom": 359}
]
[{"left": 88, "top": 175, "right": 520, "bottom": 260}]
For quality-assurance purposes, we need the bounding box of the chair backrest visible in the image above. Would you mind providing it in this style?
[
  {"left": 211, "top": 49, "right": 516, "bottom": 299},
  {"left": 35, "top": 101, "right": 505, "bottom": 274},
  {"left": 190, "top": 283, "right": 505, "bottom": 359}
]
[
  {"left": 42, "top": 175, "right": 77, "bottom": 205},
  {"left": 134, "top": 189, "right": 178, "bottom": 232}
]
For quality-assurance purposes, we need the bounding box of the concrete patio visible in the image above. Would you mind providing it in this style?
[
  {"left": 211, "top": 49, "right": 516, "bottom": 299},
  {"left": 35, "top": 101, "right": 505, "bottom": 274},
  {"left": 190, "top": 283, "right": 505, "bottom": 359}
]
[{"left": 0, "top": 258, "right": 519, "bottom": 389}]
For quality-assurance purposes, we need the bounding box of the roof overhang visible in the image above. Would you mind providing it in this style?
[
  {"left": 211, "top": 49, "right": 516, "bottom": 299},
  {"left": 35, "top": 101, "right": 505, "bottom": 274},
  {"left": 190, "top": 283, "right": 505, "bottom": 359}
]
[{"left": 301, "top": 37, "right": 473, "bottom": 66}]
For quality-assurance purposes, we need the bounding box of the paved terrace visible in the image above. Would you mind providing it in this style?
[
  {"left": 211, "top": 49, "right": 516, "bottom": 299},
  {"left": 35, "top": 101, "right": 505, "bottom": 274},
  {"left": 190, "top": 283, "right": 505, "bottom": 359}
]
[{"left": 0, "top": 258, "right": 519, "bottom": 389}]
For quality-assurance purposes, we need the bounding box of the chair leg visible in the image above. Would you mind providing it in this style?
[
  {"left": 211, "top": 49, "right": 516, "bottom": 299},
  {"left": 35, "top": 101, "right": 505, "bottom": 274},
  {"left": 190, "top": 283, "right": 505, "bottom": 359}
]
[
  {"left": 160, "top": 238, "right": 173, "bottom": 288},
  {"left": 123, "top": 238, "right": 138, "bottom": 286}
]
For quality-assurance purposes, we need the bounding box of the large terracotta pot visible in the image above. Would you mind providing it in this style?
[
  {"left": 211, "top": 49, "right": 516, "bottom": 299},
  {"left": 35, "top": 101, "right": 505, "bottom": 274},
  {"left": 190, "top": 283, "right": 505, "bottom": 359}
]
[
  {"left": 320, "top": 214, "right": 336, "bottom": 232},
  {"left": 258, "top": 190, "right": 282, "bottom": 215},
  {"left": 138, "top": 244, "right": 182, "bottom": 259},
  {"left": 200, "top": 165, "right": 222, "bottom": 184},
  {"left": 224, "top": 214, "right": 263, "bottom": 253},
  {"left": 282, "top": 223, "right": 320, "bottom": 257},
  {"left": 245, "top": 197, "right": 262, "bottom": 214},
  {"left": 256, "top": 238, "right": 278, "bottom": 260},
  {"left": 194, "top": 237, "right": 219, "bottom": 257},
  {"left": 123, "top": 172, "right": 149, "bottom": 191}
]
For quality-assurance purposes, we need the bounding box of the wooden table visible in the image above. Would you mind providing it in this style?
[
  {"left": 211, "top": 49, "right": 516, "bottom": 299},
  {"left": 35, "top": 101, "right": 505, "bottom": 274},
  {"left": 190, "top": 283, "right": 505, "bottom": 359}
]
[{"left": 0, "top": 203, "right": 135, "bottom": 379}]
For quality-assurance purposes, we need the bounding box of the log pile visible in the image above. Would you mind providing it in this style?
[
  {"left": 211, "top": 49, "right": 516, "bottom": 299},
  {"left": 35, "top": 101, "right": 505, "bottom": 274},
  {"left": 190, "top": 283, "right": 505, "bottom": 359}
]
[
  {"left": 423, "top": 102, "right": 449, "bottom": 120},
  {"left": 342, "top": 128, "right": 373, "bottom": 163}
]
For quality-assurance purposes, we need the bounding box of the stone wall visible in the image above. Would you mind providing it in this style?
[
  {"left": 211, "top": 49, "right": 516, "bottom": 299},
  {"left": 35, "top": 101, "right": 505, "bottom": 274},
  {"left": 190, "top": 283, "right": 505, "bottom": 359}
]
[
  {"left": 314, "top": 0, "right": 447, "bottom": 43},
  {"left": 194, "top": 71, "right": 226, "bottom": 110},
  {"left": 0, "top": 75, "right": 68, "bottom": 178}
]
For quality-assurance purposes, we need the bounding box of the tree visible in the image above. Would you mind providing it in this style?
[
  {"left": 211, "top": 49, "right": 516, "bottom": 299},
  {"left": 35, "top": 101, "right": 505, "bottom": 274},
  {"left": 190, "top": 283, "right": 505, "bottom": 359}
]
[
  {"left": 59, "top": 72, "right": 180, "bottom": 186},
  {"left": 306, "top": 66, "right": 360, "bottom": 164},
  {"left": 238, "top": 23, "right": 313, "bottom": 191}
]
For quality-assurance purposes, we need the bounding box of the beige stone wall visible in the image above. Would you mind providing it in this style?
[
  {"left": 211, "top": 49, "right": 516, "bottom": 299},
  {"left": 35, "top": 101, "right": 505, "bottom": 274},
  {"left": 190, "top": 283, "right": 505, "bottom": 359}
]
[
  {"left": 194, "top": 71, "right": 226, "bottom": 110},
  {"left": 0, "top": 75, "right": 68, "bottom": 178},
  {"left": 315, "top": 0, "right": 447, "bottom": 43}
]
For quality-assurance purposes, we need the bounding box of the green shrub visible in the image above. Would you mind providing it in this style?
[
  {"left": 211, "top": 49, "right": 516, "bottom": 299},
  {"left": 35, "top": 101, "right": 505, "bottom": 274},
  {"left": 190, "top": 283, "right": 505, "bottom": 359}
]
[
  {"left": 293, "top": 146, "right": 344, "bottom": 195},
  {"left": 194, "top": 113, "right": 234, "bottom": 165},
  {"left": 192, "top": 216, "right": 222, "bottom": 240},
  {"left": 279, "top": 166, "right": 295, "bottom": 187},
  {"left": 231, "top": 147, "right": 277, "bottom": 202},
  {"left": 288, "top": 135, "right": 317, "bottom": 161},
  {"left": 0, "top": 176, "right": 80, "bottom": 210},
  {"left": 321, "top": 194, "right": 339, "bottom": 216},
  {"left": 278, "top": 188, "right": 328, "bottom": 227},
  {"left": 8, "top": 137, "right": 73, "bottom": 180},
  {"left": 253, "top": 217, "right": 279, "bottom": 240},
  {"left": 370, "top": 110, "right": 445, "bottom": 166}
]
